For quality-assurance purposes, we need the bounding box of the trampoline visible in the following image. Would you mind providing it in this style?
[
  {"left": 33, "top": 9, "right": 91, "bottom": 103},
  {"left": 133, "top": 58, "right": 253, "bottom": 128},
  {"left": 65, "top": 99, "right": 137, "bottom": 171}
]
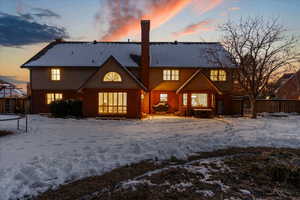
[{"left": 0, "top": 114, "right": 28, "bottom": 132}]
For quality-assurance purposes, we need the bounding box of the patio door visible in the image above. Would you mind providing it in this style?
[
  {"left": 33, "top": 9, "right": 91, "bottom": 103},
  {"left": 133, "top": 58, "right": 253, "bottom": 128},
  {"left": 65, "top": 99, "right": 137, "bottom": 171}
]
[{"left": 98, "top": 92, "right": 127, "bottom": 114}]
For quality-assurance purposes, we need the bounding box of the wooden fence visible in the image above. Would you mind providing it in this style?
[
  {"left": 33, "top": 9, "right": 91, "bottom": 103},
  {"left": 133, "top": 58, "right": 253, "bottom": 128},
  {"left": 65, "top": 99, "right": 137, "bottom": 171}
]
[{"left": 232, "top": 99, "right": 300, "bottom": 115}]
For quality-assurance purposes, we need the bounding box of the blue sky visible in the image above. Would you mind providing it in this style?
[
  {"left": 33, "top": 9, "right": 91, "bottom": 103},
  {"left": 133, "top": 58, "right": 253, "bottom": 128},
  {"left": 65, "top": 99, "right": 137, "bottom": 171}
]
[{"left": 0, "top": 0, "right": 299, "bottom": 89}]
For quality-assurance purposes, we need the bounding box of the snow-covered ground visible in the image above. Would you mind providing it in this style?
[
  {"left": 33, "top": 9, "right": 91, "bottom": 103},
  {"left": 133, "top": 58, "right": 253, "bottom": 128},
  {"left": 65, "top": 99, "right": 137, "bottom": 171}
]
[{"left": 0, "top": 114, "right": 300, "bottom": 200}]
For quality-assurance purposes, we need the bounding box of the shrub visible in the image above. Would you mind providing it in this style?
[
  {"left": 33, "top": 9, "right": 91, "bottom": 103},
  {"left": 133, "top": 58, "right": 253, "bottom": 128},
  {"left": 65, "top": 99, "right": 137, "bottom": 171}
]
[
  {"left": 69, "top": 99, "right": 83, "bottom": 117},
  {"left": 269, "top": 165, "right": 289, "bottom": 182},
  {"left": 50, "top": 99, "right": 83, "bottom": 118},
  {"left": 0, "top": 130, "right": 14, "bottom": 137},
  {"left": 269, "top": 164, "right": 300, "bottom": 187}
]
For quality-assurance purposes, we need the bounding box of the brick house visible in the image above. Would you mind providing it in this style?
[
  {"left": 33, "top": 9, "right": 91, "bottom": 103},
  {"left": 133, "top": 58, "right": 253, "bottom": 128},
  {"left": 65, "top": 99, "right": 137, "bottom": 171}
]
[
  {"left": 275, "top": 70, "right": 300, "bottom": 100},
  {"left": 21, "top": 20, "right": 238, "bottom": 118}
]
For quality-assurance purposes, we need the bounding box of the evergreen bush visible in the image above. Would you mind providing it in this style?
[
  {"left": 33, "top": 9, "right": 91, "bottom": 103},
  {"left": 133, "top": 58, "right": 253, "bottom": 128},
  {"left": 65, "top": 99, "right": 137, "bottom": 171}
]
[{"left": 50, "top": 99, "right": 83, "bottom": 118}]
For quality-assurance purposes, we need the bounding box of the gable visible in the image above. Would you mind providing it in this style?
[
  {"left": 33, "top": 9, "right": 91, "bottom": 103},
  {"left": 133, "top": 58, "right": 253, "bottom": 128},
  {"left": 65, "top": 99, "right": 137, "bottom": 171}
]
[
  {"left": 180, "top": 71, "right": 222, "bottom": 94},
  {"left": 83, "top": 57, "right": 142, "bottom": 90}
]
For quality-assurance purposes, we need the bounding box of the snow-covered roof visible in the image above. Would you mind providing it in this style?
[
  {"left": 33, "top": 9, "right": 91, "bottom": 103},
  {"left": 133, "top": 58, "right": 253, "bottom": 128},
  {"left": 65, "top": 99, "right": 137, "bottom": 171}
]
[
  {"left": 0, "top": 80, "right": 26, "bottom": 98},
  {"left": 0, "top": 88, "right": 26, "bottom": 98},
  {"left": 22, "top": 42, "right": 235, "bottom": 68}
]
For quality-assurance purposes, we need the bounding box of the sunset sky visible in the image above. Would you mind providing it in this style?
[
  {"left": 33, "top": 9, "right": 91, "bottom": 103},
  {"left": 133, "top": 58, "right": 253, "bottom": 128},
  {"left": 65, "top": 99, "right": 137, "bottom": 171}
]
[{"left": 0, "top": 0, "right": 299, "bottom": 91}]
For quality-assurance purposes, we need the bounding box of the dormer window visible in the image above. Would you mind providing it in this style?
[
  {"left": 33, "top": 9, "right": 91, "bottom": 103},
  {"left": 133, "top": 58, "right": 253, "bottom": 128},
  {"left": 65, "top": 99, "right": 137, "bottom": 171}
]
[
  {"left": 103, "top": 72, "right": 122, "bottom": 82},
  {"left": 51, "top": 68, "right": 60, "bottom": 81},
  {"left": 163, "top": 69, "right": 179, "bottom": 80},
  {"left": 210, "top": 69, "right": 226, "bottom": 81}
]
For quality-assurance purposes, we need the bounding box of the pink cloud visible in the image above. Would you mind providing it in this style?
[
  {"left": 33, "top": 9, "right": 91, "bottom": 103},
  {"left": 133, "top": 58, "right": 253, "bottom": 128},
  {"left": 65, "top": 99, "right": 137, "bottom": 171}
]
[
  {"left": 97, "top": 0, "right": 225, "bottom": 41},
  {"left": 192, "top": 0, "right": 224, "bottom": 14},
  {"left": 228, "top": 7, "right": 240, "bottom": 11},
  {"left": 173, "top": 19, "right": 217, "bottom": 37}
]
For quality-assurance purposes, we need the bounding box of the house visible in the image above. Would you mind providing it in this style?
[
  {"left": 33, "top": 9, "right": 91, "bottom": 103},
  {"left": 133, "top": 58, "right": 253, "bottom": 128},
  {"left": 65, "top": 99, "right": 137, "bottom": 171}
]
[
  {"left": 21, "top": 20, "right": 238, "bottom": 118},
  {"left": 0, "top": 80, "right": 27, "bottom": 113},
  {"left": 275, "top": 70, "right": 300, "bottom": 100}
]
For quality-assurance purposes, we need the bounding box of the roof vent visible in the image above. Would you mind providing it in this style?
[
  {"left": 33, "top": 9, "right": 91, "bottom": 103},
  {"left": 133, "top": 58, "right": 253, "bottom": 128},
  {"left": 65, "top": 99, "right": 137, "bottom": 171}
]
[
  {"left": 174, "top": 40, "right": 178, "bottom": 45},
  {"left": 91, "top": 59, "right": 95, "bottom": 63},
  {"left": 93, "top": 40, "right": 97, "bottom": 44}
]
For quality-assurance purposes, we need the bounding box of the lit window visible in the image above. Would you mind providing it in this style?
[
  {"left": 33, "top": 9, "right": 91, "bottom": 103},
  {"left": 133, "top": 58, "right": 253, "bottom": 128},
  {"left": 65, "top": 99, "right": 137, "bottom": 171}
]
[
  {"left": 191, "top": 93, "right": 208, "bottom": 107},
  {"left": 99, "top": 92, "right": 127, "bottom": 114},
  {"left": 183, "top": 93, "right": 188, "bottom": 106},
  {"left": 51, "top": 69, "right": 60, "bottom": 81},
  {"left": 163, "top": 70, "right": 179, "bottom": 80},
  {"left": 210, "top": 70, "right": 219, "bottom": 81},
  {"left": 219, "top": 70, "right": 226, "bottom": 81},
  {"left": 46, "top": 93, "right": 62, "bottom": 104},
  {"left": 163, "top": 70, "right": 171, "bottom": 80},
  {"left": 210, "top": 70, "right": 226, "bottom": 81},
  {"left": 160, "top": 93, "right": 168, "bottom": 102},
  {"left": 103, "top": 72, "right": 122, "bottom": 82},
  {"left": 171, "top": 70, "right": 179, "bottom": 80}
]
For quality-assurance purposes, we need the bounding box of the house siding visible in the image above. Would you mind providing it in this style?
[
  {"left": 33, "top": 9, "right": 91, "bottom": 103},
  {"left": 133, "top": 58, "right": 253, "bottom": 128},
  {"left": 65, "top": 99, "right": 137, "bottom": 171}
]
[
  {"left": 148, "top": 68, "right": 233, "bottom": 92},
  {"left": 276, "top": 71, "right": 300, "bottom": 100},
  {"left": 149, "top": 68, "right": 197, "bottom": 91},
  {"left": 30, "top": 68, "right": 97, "bottom": 90}
]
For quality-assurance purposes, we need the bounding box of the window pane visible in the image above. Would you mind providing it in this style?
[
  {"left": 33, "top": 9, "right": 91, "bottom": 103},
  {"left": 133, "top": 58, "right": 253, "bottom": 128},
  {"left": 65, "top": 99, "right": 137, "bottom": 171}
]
[
  {"left": 163, "top": 70, "right": 171, "bottom": 80},
  {"left": 55, "top": 93, "right": 62, "bottom": 100},
  {"left": 103, "top": 72, "right": 122, "bottom": 82},
  {"left": 123, "top": 93, "right": 127, "bottom": 106},
  {"left": 46, "top": 93, "right": 54, "bottom": 104},
  {"left": 51, "top": 69, "right": 60, "bottom": 81},
  {"left": 118, "top": 92, "right": 123, "bottom": 106},
  {"left": 103, "top": 93, "right": 108, "bottom": 105},
  {"left": 210, "top": 70, "right": 218, "bottom": 81},
  {"left": 191, "top": 93, "right": 208, "bottom": 107},
  {"left": 219, "top": 70, "right": 226, "bottom": 81},
  {"left": 172, "top": 70, "right": 179, "bottom": 80},
  {"left": 183, "top": 93, "right": 187, "bottom": 106},
  {"left": 108, "top": 93, "right": 113, "bottom": 106},
  {"left": 160, "top": 93, "right": 168, "bottom": 102},
  {"left": 99, "top": 93, "right": 103, "bottom": 106}
]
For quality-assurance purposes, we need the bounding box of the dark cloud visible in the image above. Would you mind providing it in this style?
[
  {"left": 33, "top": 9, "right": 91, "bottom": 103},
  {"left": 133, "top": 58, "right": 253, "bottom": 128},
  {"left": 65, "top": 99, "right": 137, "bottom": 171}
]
[
  {"left": 19, "top": 13, "right": 34, "bottom": 20},
  {"left": 0, "top": 75, "right": 28, "bottom": 85},
  {"left": 0, "top": 12, "right": 68, "bottom": 46},
  {"left": 32, "top": 8, "right": 61, "bottom": 19}
]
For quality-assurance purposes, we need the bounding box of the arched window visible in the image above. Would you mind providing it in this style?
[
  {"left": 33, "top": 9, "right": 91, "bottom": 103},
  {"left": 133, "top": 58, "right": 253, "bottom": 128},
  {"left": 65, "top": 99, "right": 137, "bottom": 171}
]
[{"left": 103, "top": 72, "right": 122, "bottom": 82}]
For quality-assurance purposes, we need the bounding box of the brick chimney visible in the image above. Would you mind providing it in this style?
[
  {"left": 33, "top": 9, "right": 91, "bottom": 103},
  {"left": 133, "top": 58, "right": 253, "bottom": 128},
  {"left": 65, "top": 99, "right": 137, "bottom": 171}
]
[{"left": 140, "top": 20, "right": 150, "bottom": 89}]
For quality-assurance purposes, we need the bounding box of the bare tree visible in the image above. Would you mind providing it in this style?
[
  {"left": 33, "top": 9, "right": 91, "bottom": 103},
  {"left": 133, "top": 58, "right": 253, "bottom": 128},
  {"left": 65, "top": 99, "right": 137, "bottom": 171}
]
[{"left": 210, "top": 17, "right": 299, "bottom": 118}]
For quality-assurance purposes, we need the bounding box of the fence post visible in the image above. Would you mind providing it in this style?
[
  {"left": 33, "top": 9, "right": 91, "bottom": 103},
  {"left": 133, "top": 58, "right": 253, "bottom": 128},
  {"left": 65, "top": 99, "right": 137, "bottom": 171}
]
[
  {"left": 279, "top": 101, "right": 282, "bottom": 112},
  {"left": 25, "top": 115, "right": 28, "bottom": 133},
  {"left": 241, "top": 99, "right": 244, "bottom": 117}
]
